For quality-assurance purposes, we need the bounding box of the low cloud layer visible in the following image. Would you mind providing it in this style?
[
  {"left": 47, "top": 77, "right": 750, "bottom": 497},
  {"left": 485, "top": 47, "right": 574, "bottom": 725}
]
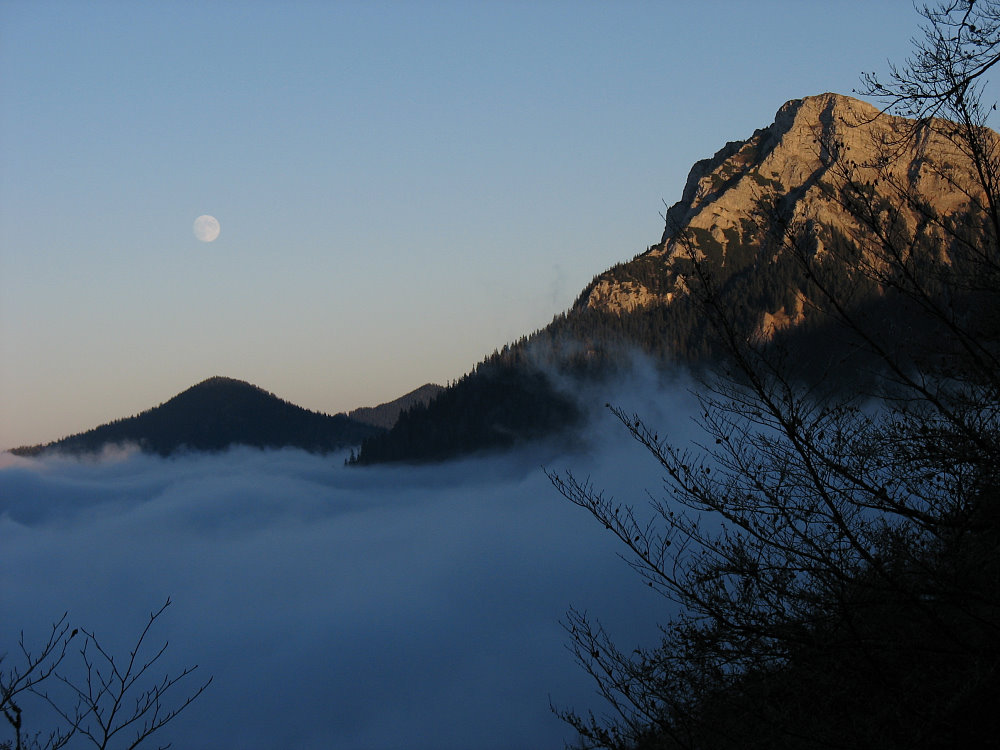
[{"left": 1, "top": 381, "right": 700, "bottom": 750}]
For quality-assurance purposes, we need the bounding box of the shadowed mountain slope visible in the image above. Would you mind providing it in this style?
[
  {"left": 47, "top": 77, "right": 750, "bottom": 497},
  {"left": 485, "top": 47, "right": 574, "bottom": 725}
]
[
  {"left": 349, "top": 361, "right": 581, "bottom": 464},
  {"left": 348, "top": 383, "right": 445, "bottom": 430},
  {"left": 353, "top": 92, "right": 997, "bottom": 464}
]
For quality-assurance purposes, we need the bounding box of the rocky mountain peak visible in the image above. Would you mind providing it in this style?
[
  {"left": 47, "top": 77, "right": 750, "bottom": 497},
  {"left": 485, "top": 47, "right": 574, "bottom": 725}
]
[{"left": 581, "top": 92, "right": 990, "bottom": 319}]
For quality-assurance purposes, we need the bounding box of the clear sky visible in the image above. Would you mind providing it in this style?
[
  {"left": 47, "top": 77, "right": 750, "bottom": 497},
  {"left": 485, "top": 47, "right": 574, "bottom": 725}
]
[{"left": 0, "top": 0, "right": 919, "bottom": 449}]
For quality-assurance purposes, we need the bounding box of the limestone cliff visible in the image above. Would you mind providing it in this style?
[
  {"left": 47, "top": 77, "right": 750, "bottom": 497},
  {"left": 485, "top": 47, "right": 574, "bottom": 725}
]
[{"left": 578, "top": 93, "right": 991, "bottom": 340}]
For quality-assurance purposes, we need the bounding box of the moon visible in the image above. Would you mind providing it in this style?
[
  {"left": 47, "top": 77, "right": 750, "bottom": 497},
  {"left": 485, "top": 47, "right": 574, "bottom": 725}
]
[{"left": 193, "top": 215, "right": 221, "bottom": 242}]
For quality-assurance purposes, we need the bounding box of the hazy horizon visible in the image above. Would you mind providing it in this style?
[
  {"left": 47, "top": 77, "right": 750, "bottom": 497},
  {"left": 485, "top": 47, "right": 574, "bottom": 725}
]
[{"left": 0, "top": 0, "right": 917, "bottom": 449}]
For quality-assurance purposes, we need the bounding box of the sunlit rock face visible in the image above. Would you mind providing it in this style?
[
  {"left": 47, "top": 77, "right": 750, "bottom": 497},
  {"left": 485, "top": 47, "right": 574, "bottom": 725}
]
[{"left": 579, "top": 92, "right": 993, "bottom": 320}]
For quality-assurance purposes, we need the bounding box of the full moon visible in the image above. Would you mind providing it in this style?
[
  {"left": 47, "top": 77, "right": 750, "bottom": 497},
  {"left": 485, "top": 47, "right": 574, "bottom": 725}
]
[{"left": 193, "top": 214, "right": 221, "bottom": 242}]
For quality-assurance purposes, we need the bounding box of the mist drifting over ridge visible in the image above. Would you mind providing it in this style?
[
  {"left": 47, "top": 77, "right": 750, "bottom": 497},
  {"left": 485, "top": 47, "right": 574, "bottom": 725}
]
[{"left": 0, "top": 373, "right": 702, "bottom": 749}]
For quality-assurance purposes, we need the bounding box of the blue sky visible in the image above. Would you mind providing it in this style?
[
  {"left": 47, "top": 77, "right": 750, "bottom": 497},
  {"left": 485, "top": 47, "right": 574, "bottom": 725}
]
[{"left": 0, "top": 0, "right": 917, "bottom": 448}]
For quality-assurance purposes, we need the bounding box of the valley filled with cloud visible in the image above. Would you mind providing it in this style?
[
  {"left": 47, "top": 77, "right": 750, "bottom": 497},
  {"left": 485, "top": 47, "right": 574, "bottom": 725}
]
[{"left": 0, "top": 381, "right": 696, "bottom": 749}]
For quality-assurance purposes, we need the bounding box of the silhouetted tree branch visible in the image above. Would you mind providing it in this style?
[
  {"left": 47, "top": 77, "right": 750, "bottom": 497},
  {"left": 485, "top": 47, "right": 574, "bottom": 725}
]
[
  {"left": 551, "top": 3, "right": 1000, "bottom": 748},
  {"left": 1, "top": 600, "right": 210, "bottom": 750}
]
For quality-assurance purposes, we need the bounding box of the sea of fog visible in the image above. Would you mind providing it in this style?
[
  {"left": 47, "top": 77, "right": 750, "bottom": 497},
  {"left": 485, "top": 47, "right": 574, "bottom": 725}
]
[{"left": 0, "top": 380, "right": 699, "bottom": 750}]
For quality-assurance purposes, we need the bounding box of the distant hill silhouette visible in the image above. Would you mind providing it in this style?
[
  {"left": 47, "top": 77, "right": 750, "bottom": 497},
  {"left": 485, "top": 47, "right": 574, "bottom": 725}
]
[
  {"left": 348, "top": 383, "right": 444, "bottom": 430},
  {"left": 11, "top": 376, "right": 383, "bottom": 457},
  {"left": 348, "top": 361, "right": 580, "bottom": 465}
]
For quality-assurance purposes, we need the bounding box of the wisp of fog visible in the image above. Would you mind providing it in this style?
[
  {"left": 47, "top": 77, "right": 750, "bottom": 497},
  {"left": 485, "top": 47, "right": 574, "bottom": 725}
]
[{"left": 0, "top": 379, "right": 701, "bottom": 750}]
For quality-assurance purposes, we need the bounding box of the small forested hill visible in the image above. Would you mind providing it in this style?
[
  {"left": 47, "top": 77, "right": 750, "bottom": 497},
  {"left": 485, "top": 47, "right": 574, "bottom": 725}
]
[
  {"left": 353, "top": 92, "right": 996, "bottom": 464},
  {"left": 349, "top": 358, "right": 580, "bottom": 464},
  {"left": 12, "top": 376, "right": 383, "bottom": 457},
  {"left": 347, "top": 383, "right": 445, "bottom": 430}
]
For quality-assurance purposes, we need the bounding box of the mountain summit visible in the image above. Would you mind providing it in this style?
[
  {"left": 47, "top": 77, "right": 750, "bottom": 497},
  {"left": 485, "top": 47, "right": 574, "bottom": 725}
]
[
  {"left": 580, "top": 92, "right": 985, "bottom": 333},
  {"left": 354, "top": 92, "right": 996, "bottom": 464}
]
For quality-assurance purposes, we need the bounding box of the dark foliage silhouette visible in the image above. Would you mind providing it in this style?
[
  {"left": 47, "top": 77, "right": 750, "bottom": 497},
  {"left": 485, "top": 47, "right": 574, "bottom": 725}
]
[{"left": 550, "top": 3, "right": 1000, "bottom": 747}]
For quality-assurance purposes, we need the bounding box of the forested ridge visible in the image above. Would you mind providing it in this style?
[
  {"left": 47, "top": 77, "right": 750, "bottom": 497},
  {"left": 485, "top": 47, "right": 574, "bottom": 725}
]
[{"left": 12, "top": 376, "right": 383, "bottom": 457}]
